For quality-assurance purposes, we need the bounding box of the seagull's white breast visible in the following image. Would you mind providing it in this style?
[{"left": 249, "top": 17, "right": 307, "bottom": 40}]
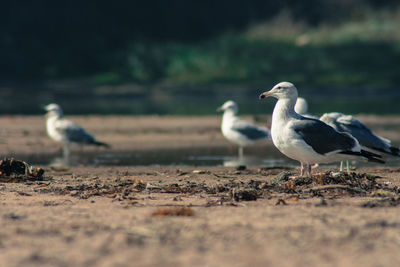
[{"left": 46, "top": 116, "right": 65, "bottom": 143}]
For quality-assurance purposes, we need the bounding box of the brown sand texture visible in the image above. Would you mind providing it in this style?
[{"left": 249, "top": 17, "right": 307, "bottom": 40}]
[{"left": 1, "top": 115, "right": 400, "bottom": 267}]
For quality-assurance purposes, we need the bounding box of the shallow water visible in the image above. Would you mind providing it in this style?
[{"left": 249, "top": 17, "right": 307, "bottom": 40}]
[
  {"left": 13, "top": 147, "right": 292, "bottom": 168},
  {"left": 11, "top": 146, "right": 400, "bottom": 168}
]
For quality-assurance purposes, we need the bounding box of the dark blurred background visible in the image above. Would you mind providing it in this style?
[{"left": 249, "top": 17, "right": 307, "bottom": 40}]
[{"left": 1, "top": 0, "right": 400, "bottom": 115}]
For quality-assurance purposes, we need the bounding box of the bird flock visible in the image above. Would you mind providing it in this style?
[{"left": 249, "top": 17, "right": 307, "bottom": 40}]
[{"left": 43, "top": 82, "right": 399, "bottom": 176}]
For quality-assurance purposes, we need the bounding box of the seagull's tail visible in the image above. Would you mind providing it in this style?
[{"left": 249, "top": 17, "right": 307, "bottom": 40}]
[
  {"left": 340, "top": 150, "right": 385, "bottom": 164},
  {"left": 389, "top": 146, "right": 400, "bottom": 157},
  {"left": 94, "top": 141, "right": 111, "bottom": 148},
  {"left": 367, "top": 145, "right": 400, "bottom": 158},
  {"left": 360, "top": 149, "right": 385, "bottom": 163}
]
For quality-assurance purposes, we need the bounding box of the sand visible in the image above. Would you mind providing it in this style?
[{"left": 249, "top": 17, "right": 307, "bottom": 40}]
[{"left": 1, "top": 115, "right": 400, "bottom": 267}]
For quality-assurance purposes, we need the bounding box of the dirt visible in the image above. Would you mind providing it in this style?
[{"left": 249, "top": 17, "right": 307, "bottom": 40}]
[{"left": 0, "top": 115, "right": 400, "bottom": 267}]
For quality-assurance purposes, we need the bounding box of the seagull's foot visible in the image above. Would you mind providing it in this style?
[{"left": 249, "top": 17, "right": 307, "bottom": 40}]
[
  {"left": 311, "top": 163, "right": 319, "bottom": 169},
  {"left": 298, "top": 163, "right": 313, "bottom": 177}
]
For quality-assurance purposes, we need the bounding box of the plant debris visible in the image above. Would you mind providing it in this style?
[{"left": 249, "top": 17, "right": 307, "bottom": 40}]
[
  {"left": 269, "top": 171, "right": 384, "bottom": 197},
  {"left": 0, "top": 158, "right": 44, "bottom": 181},
  {"left": 22, "top": 166, "right": 397, "bottom": 209},
  {"left": 361, "top": 197, "right": 400, "bottom": 208},
  {"left": 151, "top": 207, "right": 195, "bottom": 217},
  {"left": 231, "top": 189, "right": 259, "bottom": 201},
  {"left": 275, "top": 199, "right": 287, "bottom": 205},
  {"left": 311, "top": 171, "right": 380, "bottom": 190}
]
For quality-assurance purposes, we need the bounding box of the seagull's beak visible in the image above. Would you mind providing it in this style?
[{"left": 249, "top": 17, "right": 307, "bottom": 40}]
[
  {"left": 259, "top": 91, "right": 273, "bottom": 100},
  {"left": 216, "top": 106, "right": 223, "bottom": 112}
]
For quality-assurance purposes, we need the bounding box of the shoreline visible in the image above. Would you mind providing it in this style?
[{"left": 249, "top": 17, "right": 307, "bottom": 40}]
[{"left": 0, "top": 115, "right": 400, "bottom": 266}]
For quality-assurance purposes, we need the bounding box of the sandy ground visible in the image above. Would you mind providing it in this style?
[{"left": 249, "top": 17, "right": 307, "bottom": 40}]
[{"left": 1, "top": 115, "right": 400, "bottom": 267}]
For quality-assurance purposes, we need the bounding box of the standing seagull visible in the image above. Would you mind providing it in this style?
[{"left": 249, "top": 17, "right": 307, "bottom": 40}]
[
  {"left": 259, "top": 82, "right": 383, "bottom": 176},
  {"left": 44, "top": 103, "right": 109, "bottom": 157},
  {"left": 217, "top": 100, "right": 270, "bottom": 158},
  {"left": 295, "top": 96, "right": 399, "bottom": 170},
  {"left": 320, "top": 112, "right": 400, "bottom": 170}
]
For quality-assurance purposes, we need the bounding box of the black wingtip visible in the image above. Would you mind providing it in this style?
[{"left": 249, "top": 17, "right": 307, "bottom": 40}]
[
  {"left": 367, "top": 156, "right": 385, "bottom": 164},
  {"left": 360, "top": 149, "right": 385, "bottom": 164},
  {"left": 365, "top": 145, "right": 400, "bottom": 158},
  {"left": 339, "top": 150, "right": 385, "bottom": 164},
  {"left": 360, "top": 149, "right": 382, "bottom": 158},
  {"left": 95, "top": 141, "right": 111, "bottom": 148},
  {"left": 390, "top": 146, "right": 400, "bottom": 157}
]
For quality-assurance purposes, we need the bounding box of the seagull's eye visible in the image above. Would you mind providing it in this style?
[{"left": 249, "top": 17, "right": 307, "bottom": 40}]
[{"left": 277, "top": 86, "right": 281, "bottom": 89}]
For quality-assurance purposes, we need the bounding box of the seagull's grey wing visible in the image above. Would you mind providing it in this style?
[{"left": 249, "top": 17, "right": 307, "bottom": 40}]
[
  {"left": 232, "top": 120, "right": 270, "bottom": 140},
  {"left": 336, "top": 114, "right": 371, "bottom": 131},
  {"left": 292, "top": 118, "right": 357, "bottom": 155},
  {"left": 378, "top": 136, "right": 391, "bottom": 144},
  {"left": 55, "top": 120, "right": 96, "bottom": 144},
  {"left": 335, "top": 115, "right": 393, "bottom": 154}
]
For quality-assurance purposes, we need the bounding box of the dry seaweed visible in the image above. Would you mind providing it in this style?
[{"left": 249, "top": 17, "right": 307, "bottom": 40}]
[
  {"left": 361, "top": 197, "right": 400, "bottom": 208},
  {"left": 151, "top": 207, "right": 195, "bottom": 217},
  {"left": 275, "top": 199, "right": 287, "bottom": 205},
  {"left": 0, "top": 158, "right": 44, "bottom": 182},
  {"left": 231, "top": 188, "right": 259, "bottom": 201},
  {"left": 41, "top": 168, "right": 397, "bottom": 206}
]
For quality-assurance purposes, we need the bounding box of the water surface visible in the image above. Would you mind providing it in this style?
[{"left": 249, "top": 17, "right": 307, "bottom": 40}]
[{"left": 11, "top": 146, "right": 400, "bottom": 169}]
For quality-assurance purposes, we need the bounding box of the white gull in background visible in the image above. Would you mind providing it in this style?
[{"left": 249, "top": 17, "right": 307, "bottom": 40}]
[
  {"left": 294, "top": 97, "right": 308, "bottom": 116},
  {"left": 44, "top": 103, "right": 109, "bottom": 157},
  {"left": 294, "top": 97, "right": 318, "bottom": 119},
  {"left": 259, "top": 82, "right": 384, "bottom": 176},
  {"left": 217, "top": 100, "right": 270, "bottom": 158}
]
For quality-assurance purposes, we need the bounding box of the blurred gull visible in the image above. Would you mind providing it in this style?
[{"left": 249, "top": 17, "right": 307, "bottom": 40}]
[
  {"left": 294, "top": 97, "right": 308, "bottom": 115},
  {"left": 259, "top": 82, "right": 384, "bottom": 176},
  {"left": 295, "top": 97, "right": 318, "bottom": 119},
  {"left": 217, "top": 100, "right": 270, "bottom": 158},
  {"left": 44, "top": 103, "right": 109, "bottom": 157},
  {"left": 320, "top": 112, "right": 400, "bottom": 170}
]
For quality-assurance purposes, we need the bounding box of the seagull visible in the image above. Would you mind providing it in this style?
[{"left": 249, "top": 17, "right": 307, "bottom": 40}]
[
  {"left": 259, "top": 82, "right": 384, "bottom": 176},
  {"left": 320, "top": 112, "right": 400, "bottom": 170},
  {"left": 217, "top": 100, "right": 270, "bottom": 158},
  {"left": 294, "top": 97, "right": 318, "bottom": 119},
  {"left": 294, "top": 96, "right": 399, "bottom": 171},
  {"left": 44, "top": 103, "right": 110, "bottom": 157},
  {"left": 294, "top": 97, "right": 308, "bottom": 115}
]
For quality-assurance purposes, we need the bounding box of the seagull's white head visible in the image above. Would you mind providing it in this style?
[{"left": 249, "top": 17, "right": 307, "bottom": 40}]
[
  {"left": 294, "top": 97, "right": 308, "bottom": 115},
  {"left": 259, "top": 82, "right": 298, "bottom": 100},
  {"left": 217, "top": 100, "right": 238, "bottom": 114},
  {"left": 44, "top": 103, "right": 63, "bottom": 117}
]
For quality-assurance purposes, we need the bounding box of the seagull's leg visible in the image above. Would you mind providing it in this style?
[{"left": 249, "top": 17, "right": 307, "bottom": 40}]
[
  {"left": 238, "top": 147, "right": 244, "bottom": 159},
  {"left": 300, "top": 162, "right": 305, "bottom": 177},
  {"left": 340, "top": 161, "right": 344, "bottom": 172},
  {"left": 346, "top": 161, "right": 350, "bottom": 173},
  {"left": 307, "top": 164, "right": 312, "bottom": 176},
  {"left": 63, "top": 145, "right": 70, "bottom": 158}
]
